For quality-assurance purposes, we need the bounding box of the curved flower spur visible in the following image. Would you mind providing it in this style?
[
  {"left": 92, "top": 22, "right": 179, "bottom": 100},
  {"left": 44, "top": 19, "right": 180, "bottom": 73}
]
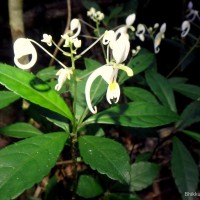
[{"left": 85, "top": 14, "right": 135, "bottom": 114}]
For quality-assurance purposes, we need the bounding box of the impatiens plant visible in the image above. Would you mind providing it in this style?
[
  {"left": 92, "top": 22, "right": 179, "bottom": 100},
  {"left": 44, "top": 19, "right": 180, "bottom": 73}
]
[{"left": 0, "top": 1, "right": 200, "bottom": 199}]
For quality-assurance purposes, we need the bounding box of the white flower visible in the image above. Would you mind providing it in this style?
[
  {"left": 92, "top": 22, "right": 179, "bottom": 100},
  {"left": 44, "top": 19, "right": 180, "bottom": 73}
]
[
  {"left": 154, "top": 23, "right": 166, "bottom": 53},
  {"left": 104, "top": 28, "right": 131, "bottom": 64},
  {"left": 126, "top": 13, "right": 136, "bottom": 26},
  {"left": 96, "top": 11, "right": 104, "bottom": 21},
  {"left": 186, "top": 1, "right": 200, "bottom": 22},
  {"left": 73, "top": 38, "right": 82, "bottom": 49},
  {"left": 87, "top": 7, "right": 104, "bottom": 22},
  {"left": 85, "top": 64, "right": 133, "bottom": 114},
  {"left": 70, "top": 18, "right": 81, "bottom": 39},
  {"left": 102, "top": 30, "right": 115, "bottom": 45},
  {"left": 13, "top": 38, "right": 37, "bottom": 70},
  {"left": 181, "top": 20, "right": 190, "bottom": 37},
  {"left": 41, "top": 34, "right": 52, "bottom": 46},
  {"left": 87, "top": 7, "right": 96, "bottom": 17},
  {"left": 55, "top": 68, "right": 73, "bottom": 91},
  {"left": 136, "top": 24, "right": 146, "bottom": 41}
]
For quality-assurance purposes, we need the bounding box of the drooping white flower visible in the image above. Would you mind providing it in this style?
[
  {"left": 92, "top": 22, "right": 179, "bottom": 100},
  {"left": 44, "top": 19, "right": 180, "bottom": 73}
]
[
  {"left": 70, "top": 18, "right": 81, "bottom": 39},
  {"left": 41, "top": 34, "right": 52, "bottom": 46},
  {"left": 85, "top": 64, "right": 133, "bottom": 114},
  {"left": 55, "top": 68, "right": 73, "bottom": 91},
  {"left": 186, "top": 1, "right": 200, "bottom": 22},
  {"left": 181, "top": 20, "right": 190, "bottom": 37},
  {"left": 136, "top": 24, "right": 146, "bottom": 41},
  {"left": 13, "top": 38, "right": 37, "bottom": 70},
  {"left": 154, "top": 23, "right": 166, "bottom": 53}
]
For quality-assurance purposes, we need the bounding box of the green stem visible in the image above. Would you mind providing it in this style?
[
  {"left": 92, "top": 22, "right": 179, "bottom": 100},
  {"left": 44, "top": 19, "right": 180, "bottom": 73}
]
[
  {"left": 70, "top": 132, "right": 78, "bottom": 200},
  {"left": 166, "top": 36, "right": 200, "bottom": 78},
  {"left": 68, "top": 42, "right": 78, "bottom": 199},
  {"left": 96, "top": 23, "right": 107, "bottom": 62}
]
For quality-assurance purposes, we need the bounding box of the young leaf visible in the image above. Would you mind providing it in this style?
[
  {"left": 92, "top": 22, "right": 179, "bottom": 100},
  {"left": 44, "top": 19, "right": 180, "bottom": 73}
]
[
  {"left": 182, "top": 130, "right": 200, "bottom": 142},
  {"left": 145, "top": 69, "right": 177, "bottom": 112},
  {"left": 0, "top": 91, "right": 20, "bottom": 109},
  {"left": 176, "top": 101, "right": 200, "bottom": 130},
  {"left": 130, "top": 162, "right": 160, "bottom": 191},
  {"left": 76, "top": 175, "right": 104, "bottom": 198},
  {"left": 0, "top": 122, "right": 42, "bottom": 138},
  {"left": 171, "top": 137, "right": 199, "bottom": 198},
  {"left": 84, "top": 102, "right": 179, "bottom": 128},
  {"left": 123, "top": 87, "right": 159, "bottom": 104},
  {"left": 0, "top": 63, "right": 73, "bottom": 121},
  {"left": 78, "top": 136, "right": 131, "bottom": 185},
  {"left": 0, "top": 132, "right": 68, "bottom": 200},
  {"left": 171, "top": 83, "right": 200, "bottom": 100},
  {"left": 118, "top": 48, "right": 155, "bottom": 84}
]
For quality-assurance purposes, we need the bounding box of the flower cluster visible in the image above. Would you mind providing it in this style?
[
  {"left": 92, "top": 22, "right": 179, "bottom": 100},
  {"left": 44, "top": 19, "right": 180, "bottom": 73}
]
[
  {"left": 13, "top": 7, "right": 177, "bottom": 115},
  {"left": 87, "top": 7, "right": 104, "bottom": 22},
  {"left": 135, "top": 22, "right": 166, "bottom": 54},
  {"left": 13, "top": 18, "right": 82, "bottom": 91},
  {"left": 181, "top": 1, "right": 200, "bottom": 38},
  {"left": 85, "top": 14, "right": 135, "bottom": 113}
]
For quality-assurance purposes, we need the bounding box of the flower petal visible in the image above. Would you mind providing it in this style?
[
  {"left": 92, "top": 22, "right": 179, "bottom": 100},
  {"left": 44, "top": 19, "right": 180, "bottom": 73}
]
[
  {"left": 112, "top": 33, "right": 130, "bottom": 63},
  {"left": 85, "top": 65, "right": 113, "bottom": 114},
  {"left": 13, "top": 38, "right": 37, "bottom": 70},
  {"left": 181, "top": 20, "right": 190, "bottom": 37},
  {"left": 106, "top": 82, "right": 120, "bottom": 104},
  {"left": 70, "top": 18, "right": 81, "bottom": 39},
  {"left": 126, "top": 13, "right": 136, "bottom": 26}
]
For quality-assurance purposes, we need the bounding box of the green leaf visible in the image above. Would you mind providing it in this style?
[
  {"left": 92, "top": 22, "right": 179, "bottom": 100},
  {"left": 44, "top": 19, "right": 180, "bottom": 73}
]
[
  {"left": 130, "top": 161, "right": 160, "bottom": 191},
  {"left": 104, "top": 5, "right": 123, "bottom": 25},
  {"left": 145, "top": 69, "right": 177, "bottom": 112},
  {"left": 0, "top": 132, "right": 68, "bottom": 200},
  {"left": 118, "top": 48, "right": 155, "bottom": 84},
  {"left": 176, "top": 101, "right": 200, "bottom": 130},
  {"left": 182, "top": 130, "right": 200, "bottom": 142},
  {"left": 171, "top": 137, "right": 199, "bottom": 199},
  {"left": 0, "top": 122, "right": 42, "bottom": 138},
  {"left": 78, "top": 136, "right": 131, "bottom": 185},
  {"left": 85, "top": 102, "right": 179, "bottom": 128},
  {"left": 135, "top": 152, "right": 152, "bottom": 163},
  {"left": 0, "top": 63, "right": 73, "bottom": 121},
  {"left": 168, "top": 77, "right": 188, "bottom": 85},
  {"left": 123, "top": 87, "right": 159, "bottom": 104},
  {"left": 76, "top": 175, "right": 104, "bottom": 198},
  {"left": 171, "top": 83, "right": 200, "bottom": 100},
  {"left": 0, "top": 91, "right": 20, "bottom": 109},
  {"left": 84, "top": 58, "right": 102, "bottom": 71},
  {"left": 36, "top": 66, "right": 57, "bottom": 81}
]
